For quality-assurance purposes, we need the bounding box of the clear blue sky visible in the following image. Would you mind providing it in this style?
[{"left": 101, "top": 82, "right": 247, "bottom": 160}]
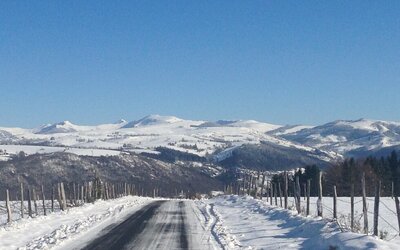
[{"left": 1, "top": 1, "right": 399, "bottom": 127}]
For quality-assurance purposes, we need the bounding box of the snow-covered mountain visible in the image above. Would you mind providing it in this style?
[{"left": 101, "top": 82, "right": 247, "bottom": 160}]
[
  {"left": 277, "top": 118, "right": 400, "bottom": 157},
  {"left": 36, "top": 121, "right": 81, "bottom": 134},
  {"left": 122, "top": 115, "right": 183, "bottom": 128},
  {"left": 0, "top": 115, "right": 399, "bottom": 163}
]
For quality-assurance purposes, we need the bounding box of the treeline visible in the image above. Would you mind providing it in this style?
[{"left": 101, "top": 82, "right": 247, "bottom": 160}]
[
  {"left": 325, "top": 151, "right": 400, "bottom": 196},
  {"left": 270, "top": 151, "right": 400, "bottom": 197},
  {"left": 271, "top": 165, "right": 321, "bottom": 197}
]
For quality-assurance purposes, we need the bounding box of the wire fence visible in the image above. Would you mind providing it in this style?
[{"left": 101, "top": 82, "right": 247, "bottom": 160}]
[{"left": 282, "top": 196, "right": 400, "bottom": 241}]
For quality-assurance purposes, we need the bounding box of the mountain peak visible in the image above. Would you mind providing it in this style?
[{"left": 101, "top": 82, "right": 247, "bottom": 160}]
[
  {"left": 35, "top": 120, "right": 78, "bottom": 134},
  {"left": 114, "top": 119, "right": 127, "bottom": 124},
  {"left": 123, "top": 114, "right": 183, "bottom": 128}
]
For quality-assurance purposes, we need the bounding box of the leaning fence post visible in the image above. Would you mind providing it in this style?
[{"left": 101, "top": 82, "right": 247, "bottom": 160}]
[
  {"left": 333, "top": 185, "right": 337, "bottom": 220},
  {"left": 6, "top": 189, "right": 12, "bottom": 223},
  {"left": 373, "top": 181, "right": 380, "bottom": 236},
  {"left": 362, "top": 172, "right": 368, "bottom": 234},
  {"left": 394, "top": 196, "right": 400, "bottom": 236},
  {"left": 60, "top": 182, "right": 67, "bottom": 210},
  {"left": 317, "top": 171, "right": 323, "bottom": 217},
  {"left": 20, "top": 183, "right": 24, "bottom": 218}
]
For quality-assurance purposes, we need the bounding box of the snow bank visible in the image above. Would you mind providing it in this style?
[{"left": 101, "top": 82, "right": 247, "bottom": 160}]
[
  {"left": 0, "top": 196, "right": 153, "bottom": 249},
  {"left": 206, "top": 195, "right": 400, "bottom": 250}
]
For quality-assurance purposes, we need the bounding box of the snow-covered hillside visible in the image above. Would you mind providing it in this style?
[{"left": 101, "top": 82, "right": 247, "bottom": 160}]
[
  {"left": 0, "top": 115, "right": 328, "bottom": 161},
  {"left": 279, "top": 118, "right": 400, "bottom": 157},
  {"left": 0, "top": 116, "right": 399, "bottom": 162}
]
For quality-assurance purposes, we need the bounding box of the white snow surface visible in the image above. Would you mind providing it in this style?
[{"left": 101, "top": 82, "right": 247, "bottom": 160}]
[
  {"left": 0, "top": 196, "right": 154, "bottom": 249},
  {"left": 0, "top": 115, "right": 326, "bottom": 160},
  {"left": 1, "top": 195, "right": 400, "bottom": 249},
  {"left": 204, "top": 195, "right": 400, "bottom": 250},
  {"left": 282, "top": 118, "right": 400, "bottom": 154},
  {"left": 2, "top": 115, "right": 400, "bottom": 161}
]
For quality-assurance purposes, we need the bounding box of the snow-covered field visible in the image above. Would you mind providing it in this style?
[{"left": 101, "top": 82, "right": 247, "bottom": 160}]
[
  {"left": 285, "top": 196, "right": 400, "bottom": 241},
  {"left": 0, "top": 196, "right": 154, "bottom": 249},
  {"left": 204, "top": 195, "right": 400, "bottom": 249}
]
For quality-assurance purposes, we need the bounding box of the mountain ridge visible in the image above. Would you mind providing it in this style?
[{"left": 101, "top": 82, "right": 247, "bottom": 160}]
[{"left": 0, "top": 115, "right": 399, "bottom": 165}]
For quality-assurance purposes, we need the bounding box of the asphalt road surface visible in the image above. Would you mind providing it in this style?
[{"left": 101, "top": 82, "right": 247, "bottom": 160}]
[{"left": 82, "top": 200, "right": 215, "bottom": 250}]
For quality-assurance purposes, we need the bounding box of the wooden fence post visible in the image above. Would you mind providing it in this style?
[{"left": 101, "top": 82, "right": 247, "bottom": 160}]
[
  {"left": 32, "top": 188, "right": 38, "bottom": 215},
  {"left": 333, "top": 185, "right": 337, "bottom": 220},
  {"left": 51, "top": 186, "right": 55, "bottom": 212},
  {"left": 317, "top": 171, "right": 323, "bottom": 217},
  {"left": 248, "top": 175, "right": 252, "bottom": 196},
  {"left": 392, "top": 181, "right": 394, "bottom": 199},
  {"left": 260, "top": 173, "right": 266, "bottom": 200},
  {"left": 57, "top": 183, "right": 62, "bottom": 209},
  {"left": 362, "top": 172, "right": 368, "bottom": 234},
  {"left": 351, "top": 183, "right": 355, "bottom": 232},
  {"left": 278, "top": 182, "right": 283, "bottom": 207},
  {"left": 253, "top": 179, "right": 258, "bottom": 199},
  {"left": 81, "top": 185, "right": 84, "bottom": 203},
  {"left": 77, "top": 184, "right": 80, "bottom": 202},
  {"left": 284, "top": 171, "right": 288, "bottom": 209},
  {"left": 27, "top": 188, "right": 33, "bottom": 218},
  {"left": 269, "top": 182, "right": 273, "bottom": 205},
  {"left": 73, "top": 183, "right": 76, "bottom": 206},
  {"left": 6, "top": 189, "right": 12, "bottom": 223},
  {"left": 295, "top": 176, "right": 301, "bottom": 214},
  {"left": 306, "top": 179, "right": 310, "bottom": 216},
  {"left": 20, "top": 183, "right": 24, "bottom": 218},
  {"left": 41, "top": 185, "right": 47, "bottom": 216},
  {"left": 373, "top": 181, "right": 380, "bottom": 236},
  {"left": 395, "top": 196, "right": 400, "bottom": 236},
  {"left": 60, "top": 182, "right": 67, "bottom": 210}
]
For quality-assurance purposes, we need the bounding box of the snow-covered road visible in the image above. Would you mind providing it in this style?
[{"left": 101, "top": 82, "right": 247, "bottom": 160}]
[
  {"left": 82, "top": 200, "right": 217, "bottom": 250},
  {"left": 1, "top": 195, "right": 399, "bottom": 249}
]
